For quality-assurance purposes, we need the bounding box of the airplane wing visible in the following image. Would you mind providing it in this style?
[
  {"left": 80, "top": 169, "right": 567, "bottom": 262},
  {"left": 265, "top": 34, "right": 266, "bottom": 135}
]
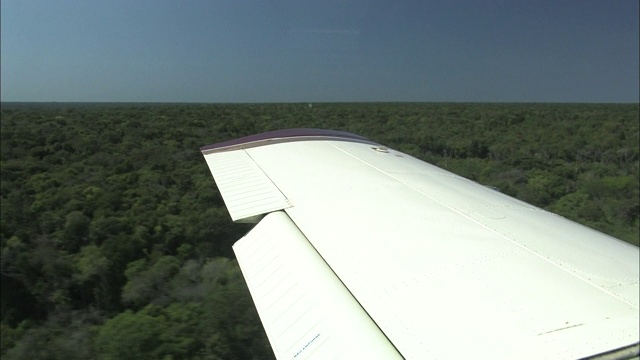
[{"left": 201, "top": 129, "right": 639, "bottom": 360}]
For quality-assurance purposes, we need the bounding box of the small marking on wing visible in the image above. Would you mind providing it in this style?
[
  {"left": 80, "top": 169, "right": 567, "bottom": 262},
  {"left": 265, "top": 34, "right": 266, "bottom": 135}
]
[{"left": 537, "top": 323, "right": 584, "bottom": 336}]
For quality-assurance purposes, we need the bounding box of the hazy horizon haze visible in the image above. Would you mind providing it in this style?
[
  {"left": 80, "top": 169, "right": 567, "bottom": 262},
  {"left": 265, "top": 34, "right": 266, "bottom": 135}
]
[{"left": 2, "top": 0, "right": 638, "bottom": 103}]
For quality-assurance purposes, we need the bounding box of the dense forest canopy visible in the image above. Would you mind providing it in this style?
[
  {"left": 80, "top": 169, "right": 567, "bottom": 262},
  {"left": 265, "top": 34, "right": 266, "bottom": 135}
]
[{"left": 1, "top": 102, "right": 638, "bottom": 359}]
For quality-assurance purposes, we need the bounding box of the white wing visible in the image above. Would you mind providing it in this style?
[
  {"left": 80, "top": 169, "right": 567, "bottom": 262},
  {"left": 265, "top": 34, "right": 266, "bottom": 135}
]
[{"left": 201, "top": 129, "right": 639, "bottom": 360}]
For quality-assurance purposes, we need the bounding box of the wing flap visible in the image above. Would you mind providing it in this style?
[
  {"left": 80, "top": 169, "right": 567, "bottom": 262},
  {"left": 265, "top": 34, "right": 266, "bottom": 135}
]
[{"left": 233, "top": 211, "right": 402, "bottom": 360}]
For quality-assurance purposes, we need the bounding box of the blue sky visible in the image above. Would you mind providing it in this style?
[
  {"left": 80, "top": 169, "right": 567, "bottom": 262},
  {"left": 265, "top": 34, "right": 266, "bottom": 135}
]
[{"left": 1, "top": 0, "right": 638, "bottom": 103}]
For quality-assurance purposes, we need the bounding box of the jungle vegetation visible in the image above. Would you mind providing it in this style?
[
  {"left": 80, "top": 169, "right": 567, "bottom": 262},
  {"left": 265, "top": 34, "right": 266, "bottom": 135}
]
[{"left": 1, "top": 102, "right": 638, "bottom": 359}]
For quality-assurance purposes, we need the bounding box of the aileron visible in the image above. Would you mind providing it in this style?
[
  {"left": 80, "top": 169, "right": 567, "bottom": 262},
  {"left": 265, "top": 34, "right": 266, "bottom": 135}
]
[{"left": 202, "top": 149, "right": 291, "bottom": 221}]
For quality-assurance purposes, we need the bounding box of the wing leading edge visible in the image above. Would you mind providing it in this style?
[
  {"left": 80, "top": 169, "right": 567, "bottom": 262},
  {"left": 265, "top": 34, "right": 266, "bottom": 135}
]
[{"left": 201, "top": 129, "right": 640, "bottom": 359}]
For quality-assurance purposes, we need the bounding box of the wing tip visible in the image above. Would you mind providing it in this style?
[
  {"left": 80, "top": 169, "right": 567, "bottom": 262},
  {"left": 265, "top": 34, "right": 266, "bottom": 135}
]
[{"left": 200, "top": 128, "right": 377, "bottom": 154}]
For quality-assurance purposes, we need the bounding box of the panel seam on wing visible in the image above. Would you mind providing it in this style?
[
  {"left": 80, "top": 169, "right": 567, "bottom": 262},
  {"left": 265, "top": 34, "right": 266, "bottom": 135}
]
[
  {"left": 243, "top": 150, "right": 294, "bottom": 208},
  {"left": 329, "top": 143, "right": 640, "bottom": 310}
]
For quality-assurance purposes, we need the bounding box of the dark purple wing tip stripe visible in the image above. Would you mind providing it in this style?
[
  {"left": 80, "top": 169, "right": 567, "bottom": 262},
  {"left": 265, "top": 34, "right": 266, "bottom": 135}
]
[{"left": 200, "top": 128, "right": 378, "bottom": 153}]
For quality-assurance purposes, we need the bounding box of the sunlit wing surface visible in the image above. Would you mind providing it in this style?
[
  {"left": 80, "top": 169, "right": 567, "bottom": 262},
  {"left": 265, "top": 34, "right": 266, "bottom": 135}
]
[{"left": 201, "top": 129, "right": 640, "bottom": 360}]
